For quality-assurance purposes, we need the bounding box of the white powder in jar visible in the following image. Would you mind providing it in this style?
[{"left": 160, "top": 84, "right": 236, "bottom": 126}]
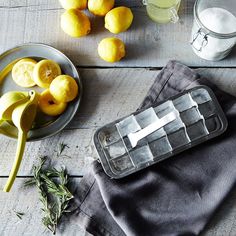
[{"left": 191, "top": 7, "right": 236, "bottom": 61}]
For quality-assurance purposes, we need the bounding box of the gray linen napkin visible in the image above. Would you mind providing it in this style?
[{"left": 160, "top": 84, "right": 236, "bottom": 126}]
[{"left": 76, "top": 61, "right": 236, "bottom": 236}]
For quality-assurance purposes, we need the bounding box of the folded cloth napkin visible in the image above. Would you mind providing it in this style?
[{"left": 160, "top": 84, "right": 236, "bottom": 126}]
[{"left": 76, "top": 61, "right": 236, "bottom": 236}]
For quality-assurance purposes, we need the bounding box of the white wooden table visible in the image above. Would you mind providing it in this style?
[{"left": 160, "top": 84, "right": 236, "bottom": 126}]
[{"left": 0, "top": 0, "right": 236, "bottom": 235}]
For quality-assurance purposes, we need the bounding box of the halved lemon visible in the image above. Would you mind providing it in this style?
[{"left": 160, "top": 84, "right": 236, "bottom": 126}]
[
  {"left": 33, "top": 59, "right": 61, "bottom": 88},
  {"left": 38, "top": 89, "right": 67, "bottom": 116},
  {"left": 12, "top": 58, "right": 37, "bottom": 87}
]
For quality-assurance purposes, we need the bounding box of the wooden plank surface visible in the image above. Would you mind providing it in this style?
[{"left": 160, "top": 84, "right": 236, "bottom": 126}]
[
  {"left": 0, "top": 67, "right": 235, "bottom": 176},
  {"left": 0, "top": 67, "right": 235, "bottom": 235},
  {"left": 0, "top": 178, "right": 91, "bottom": 236},
  {"left": 0, "top": 0, "right": 236, "bottom": 68},
  {"left": 0, "top": 178, "right": 236, "bottom": 236},
  {"left": 1, "top": 0, "right": 236, "bottom": 235}
]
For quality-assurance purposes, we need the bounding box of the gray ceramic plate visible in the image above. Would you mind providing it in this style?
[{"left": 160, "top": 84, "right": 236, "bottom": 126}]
[{"left": 0, "top": 43, "right": 82, "bottom": 141}]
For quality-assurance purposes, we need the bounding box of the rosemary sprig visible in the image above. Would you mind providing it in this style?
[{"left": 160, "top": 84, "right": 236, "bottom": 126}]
[
  {"left": 57, "top": 143, "right": 69, "bottom": 157},
  {"left": 25, "top": 157, "right": 74, "bottom": 234},
  {"left": 14, "top": 210, "right": 24, "bottom": 220}
]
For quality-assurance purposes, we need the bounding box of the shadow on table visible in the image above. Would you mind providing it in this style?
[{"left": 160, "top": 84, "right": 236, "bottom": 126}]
[{"left": 67, "top": 69, "right": 114, "bottom": 129}]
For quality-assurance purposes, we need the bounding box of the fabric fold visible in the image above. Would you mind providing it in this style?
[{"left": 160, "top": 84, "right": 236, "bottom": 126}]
[{"left": 76, "top": 61, "right": 236, "bottom": 236}]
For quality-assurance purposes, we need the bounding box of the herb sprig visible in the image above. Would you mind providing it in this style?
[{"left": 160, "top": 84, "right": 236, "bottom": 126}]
[
  {"left": 57, "top": 143, "right": 70, "bottom": 158},
  {"left": 25, "top": 157, "right": 74, "bottom": 234},
  {"left": 14, "top": 210, "right": 24, "bottom": 220}
]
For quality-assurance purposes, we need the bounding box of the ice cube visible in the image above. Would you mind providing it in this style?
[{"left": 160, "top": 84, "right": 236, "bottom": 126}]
[
  {"left": 98, "top": 126, "right": 121, "bottom": 146},
  {"left": 149, "top": 136, "right": 172, "bottom": 159},
  {"left": 186, "top": 120, "right": 209, "bottom": 141},
  {"left": 110, "top": 155, "right": 134, "bottom": 173},
  {"left": 154, "top": 100, "right": 176, "bottom": 118},
  {"left": 173, "top": 93, "right": 197, "bottom": 112},
  {"left": 106, "top": 140, "right": 126, "bottom": 159},
  {"left": 135, "top": 107, "right": 166, "bottom": 143},
  {"left": 205, "top": 116, "right": 221, "bottom": 133},
  {"left": 198, "top": 101, "right": 215, "bottom": 118},
  {"left": 135, "top": 108, "right": 158, "bottom": 128},
  {"left": 116, "top": 115, "right": 141, "bottom": 137},
  {"left": 191, "top": 88, "right": 212, "bottom": 104},
  {"left": 129, "top": 145, "right": 153, "bottom": 166},
  {"left": 164, "top": 116, "right": 184, "bottom": 134},
  {"left": 146, "top": 128, "right": 166, "bottom": 143},
  {"left": 168, "top": 128, "right": 190, "bottom": 150},
  {"left": 180, "top": 107, "right": 203, "bottom": 126}
]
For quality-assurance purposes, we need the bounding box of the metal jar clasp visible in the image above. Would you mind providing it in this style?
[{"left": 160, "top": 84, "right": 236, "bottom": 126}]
[{"left": 190, "top": 28, "right": 209, "bottom": 52}]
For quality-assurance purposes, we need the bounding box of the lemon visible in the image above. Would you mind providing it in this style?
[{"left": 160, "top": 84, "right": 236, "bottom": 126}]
[
  {"left": 98, "top": 37, "right": 125, "bottom": 63},
  {"left": 88, "top": 0, "right": 114, "bottom": 16},
  {"left": 59, "top": 0, "right": 87, "bottom": 10},
  {"left": 33, "top": 60, "right": 61, "bottom": 88},
  {"left": 49, "top": 75, "right": 79, "bottom": 103},
  {"left": 39, "top": 89, "right": 67, "bottom": 116},
  {"left": 105, "top": 6, "right": 134, "bottom": 34},
  {"left": 12, "top": 58, "right": 37, "bottom": 87},
  {"left": 61, "top": 9, "right": 91, "bottom": 38}
]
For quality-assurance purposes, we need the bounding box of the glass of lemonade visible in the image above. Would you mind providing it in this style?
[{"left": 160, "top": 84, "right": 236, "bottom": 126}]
[{"left": 143, "top": 0, "right": 181, "bottom": 24}]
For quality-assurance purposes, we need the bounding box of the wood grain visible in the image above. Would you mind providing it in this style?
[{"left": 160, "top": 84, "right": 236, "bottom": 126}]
[
  {"left": 0, "top": 0, "right": 236, "bottom": 68},
  {"left": 0, "top": 68, "right": 236, "bottom": 176},
  {"left": 0, "top": 0, "right": 236, "bottom": 235},
  {"left": 0, "top": 177, "right": 236, "bottom": 236},
  {"left": 70, "top": 67, "right": 236, "bottom": 129},
  {"left": 0, "top": 178, "right": 92, "bottom": 236}
]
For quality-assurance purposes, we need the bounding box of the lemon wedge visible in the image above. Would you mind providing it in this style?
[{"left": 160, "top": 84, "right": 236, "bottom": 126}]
[
  {"left": 12, "top": 58, "right": 37, "bottom": 88},
  {"left": 33, "top": 59, "right": 61, "bottom": 88}
]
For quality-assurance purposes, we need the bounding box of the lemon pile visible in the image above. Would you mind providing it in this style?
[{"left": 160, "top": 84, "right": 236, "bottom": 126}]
[
  {"left": 12, "top": 58, "right": 79, "bottom": 116},
  {"left": 59, "top": 0, "right": 134, "bottom": 63}
]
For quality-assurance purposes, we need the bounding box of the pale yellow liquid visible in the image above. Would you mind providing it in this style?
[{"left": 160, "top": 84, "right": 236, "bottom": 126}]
[{"left": 146, "top": 0, "right": 180, "bottom": 23}]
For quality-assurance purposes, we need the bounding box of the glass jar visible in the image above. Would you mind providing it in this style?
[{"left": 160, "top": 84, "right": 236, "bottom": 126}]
[
  {"left": 143, "top": 0, "right": 181, "bottom": 24},
  {"left": 190, "top": 0, "right": 236, "bottom": 61}
]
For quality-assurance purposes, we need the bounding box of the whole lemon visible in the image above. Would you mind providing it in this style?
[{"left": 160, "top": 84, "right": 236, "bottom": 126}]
[
  {"left": 50, "top": 75, "right": 79, "bottom": 103},
  {"left": 61, "top": 9, "right": 91, "bottom": 38},
  {"left": 59, "top": 0, "right": 87, "bottom": 10},
  {"left": 105, "top": 6, "right": 133, "bottom": 34},
  {"left": 88, "top": 0, "right": 114, "bottom": 16},
  {"left": 98, "top": 38, "right": 125, "bottom": 63}
]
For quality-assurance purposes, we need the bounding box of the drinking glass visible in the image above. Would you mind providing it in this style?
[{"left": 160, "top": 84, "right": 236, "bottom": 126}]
[{"left": 143, "top": 0, "right": 181, "bottom": 24}]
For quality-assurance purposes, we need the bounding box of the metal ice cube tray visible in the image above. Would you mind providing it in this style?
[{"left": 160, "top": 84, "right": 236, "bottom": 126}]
[{"left": 93, "top": 86, "right": 228, "bottom": 179}]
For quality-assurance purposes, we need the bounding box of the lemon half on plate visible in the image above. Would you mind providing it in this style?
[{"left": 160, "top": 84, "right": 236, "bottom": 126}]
[
  {"left": 0, "top": 43, "right": 82, "bottom": 141},
  {"left": 12, "top": 58, "right": 37, "bottom": 87}
]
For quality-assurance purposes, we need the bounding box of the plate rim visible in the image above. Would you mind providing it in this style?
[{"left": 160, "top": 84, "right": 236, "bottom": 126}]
[{"left": 0, "top": 42, "right": 83, "bottom": 142}]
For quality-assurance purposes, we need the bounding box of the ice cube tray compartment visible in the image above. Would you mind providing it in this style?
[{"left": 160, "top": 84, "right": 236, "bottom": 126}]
[
  {"left": 191, "top": 88, "right": 212, "bottom": 104},
  {"left": 116, "top": 115, "right": 141, "bottom": 137},
  {"left": 94, "top": 86, "right": 227, "bottom": 179},
  {"left": 105, "top": 140, "right": 127, "bottom": 159},
  {"left": 98, "top": 126, "right": 121, "bottom": 146},
  {"left": 149, "top": 135, "right": 172, "bottom": 159},
  {"left": 129, "top": 145, "right": 154, "bottom": 167},
  {"left": 198, "top": 101, "right": 215, "bottom": 118},
  {"left": 135, "top": 108, "right": 166, "bottom": 143},
  {"left": 186, "top": 120, "right": 209, "bottom": 141},
  {"left": 168, "top": 128, "right": 191, "bottom": 150},
  {"left": 173, "top": 93, "right": 197, "bottom": 112},
  {"left": 154, "top": 100, "right": 176, "bottom": 118},
  {"left": 109, "top": 154, "right": 134, "bottom": 174},
  {"left": 180, "top": 107, "right": 203, "bottom": 126}
]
